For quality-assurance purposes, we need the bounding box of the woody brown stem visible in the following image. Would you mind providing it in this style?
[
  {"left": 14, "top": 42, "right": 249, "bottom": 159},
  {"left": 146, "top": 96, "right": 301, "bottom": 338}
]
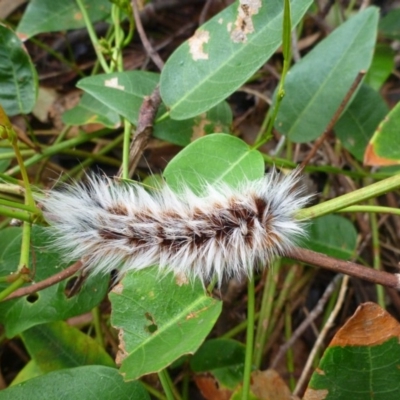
[{"left": 288, "top": 247, "right": 400, "bottom": 289}]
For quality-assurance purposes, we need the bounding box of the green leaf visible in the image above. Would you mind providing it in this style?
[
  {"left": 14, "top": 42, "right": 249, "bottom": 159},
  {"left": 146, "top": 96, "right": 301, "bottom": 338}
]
[
  {"left": 0, "top": 227, "right": 109, "bottom": 337},
  {"left": 164, "top": 134, "right": 264, "bottom": 194},
  {"left": 62, "top": 93, "right": 121, "bottom": 128},
  {"left": 335, "top": 84, "right": 388, "bottom": 161},
  {"left": 78, "top": 71, "right": 232, "bottom": 146},
  {"left": 109, "top": 267, "right": 222, "bottom": 381},
  {"left": 304, "top": 303, "right": 400, "bottom": 400},
  {"left": 16, "top": 0, "right": 111, "bottom": 40},
  {"left": 0, "top": 366, "right": 150, "bottom": 400},
  {"left": 77, "top": 71, "right": 159, "bottom": 125},
  {"left": 275, "top": 7, "right": 379, "bottom": 142},
  {"left": 364, "top": 101, "right": 400, "bottom": 166},
  {"left": 304, "top": 215, "right": 357, "bottom": 260},
  {"left": 21, "top": 321, "right": 114, "bottom": 372},
  {"left": 160, "top": 0, "right": 313, "bottom": 120},
  {"left": 191, "top": 339, "right": 245, "bottom": 389},
  {"left": 364, "top": 44, "right": 394, "bottom": 91},
  {"left": 379, "top": 8, "right": 400, "bottom": 40},
  {"left": 0, "top": 24, "right": 38, "bottom": 116},
  {"left": 154, "top": 101, "right": 233, "bottom": 147}
]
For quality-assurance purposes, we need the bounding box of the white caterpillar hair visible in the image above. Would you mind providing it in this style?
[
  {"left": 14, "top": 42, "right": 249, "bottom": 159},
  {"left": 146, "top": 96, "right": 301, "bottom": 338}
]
[{"left": 41, "top": 169, "right": 311, "bottom": 284}]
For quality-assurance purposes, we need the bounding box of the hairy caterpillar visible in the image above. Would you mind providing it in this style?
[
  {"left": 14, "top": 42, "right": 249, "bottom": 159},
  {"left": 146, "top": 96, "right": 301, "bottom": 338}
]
[{"left": 41, "top": 170, "right": 311, "bottom": 284}]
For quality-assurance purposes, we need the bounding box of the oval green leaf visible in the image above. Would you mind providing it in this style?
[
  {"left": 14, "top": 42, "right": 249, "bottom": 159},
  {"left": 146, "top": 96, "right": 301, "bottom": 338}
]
[
  {"left": 16, "top": 0, "right": 111, "bottom": 40},
  {"left": 164, "top": 134, "right": 264, "bottom": 194},
  {"left": 275, "top": 7, "right": 379, "bottom": 142},
  {"left": 0, "top": 24, "right": 38, "bottom": 116},
  {"left": 160, "top": 0, "right": 313, "bottom": 120},
  {"left": 304, "top": 215, "right": 357, "bottom": 260},
  {"left": 109, "top": 267, "right": 222, "bottom": 381},
  {"left": 0, "top": 227, "right": 109, "bottom": 337},
  {"left": 0, "top": 366, "right": 150, "bottom": 400},
  {"left": 77, "top": 71, "right": 159, "bottom": 125}
]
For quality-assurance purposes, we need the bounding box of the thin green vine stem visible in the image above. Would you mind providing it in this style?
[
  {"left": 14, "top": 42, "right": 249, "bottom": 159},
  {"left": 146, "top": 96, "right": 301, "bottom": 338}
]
[
  {"left": 253, "top": 0, "right": 292, "bottom": 149},
  {"left": 111, "top": 4, "right": 124, "bottom": 72},
  {"left": 297, "top": 173, "right": 400, "bottom": 220},
  {"left": 284, "top": 304, "right": 296, "bottom": 391},
  {"left": 29, "top": 37, "right": 84, "bottom": 77},
  {"left": 0, "top": 174, "right": 22, "bottom": 185},
  {"left": 242, "top": 277, "right": 256, "bottom": 400},
  {"left": 92, "top": 306, "right": 105, "bottom": 348},
  {"left": 0, "top": 149, "right": 35, "bottom": 160},
  {"left": 9, "top": 139, "right": 35, "bottom": 208},
  {"left": 261, "top": 265, "right": 298, "bottom": 353},
  {"left": 0, "top": 199, "right": 39, "bottom": 214},
  {"left": 369, "top": 199, "right": 385, "bottom": 308},
  {"left": 18, "top": 221, "right": 31, "bottom": 272},
  {"left": 0, "top": 206, "right": 32, "bottom": 222},
  {"left": 141, "top": 382, "right": 167, "bottom": 400},
  {"left": 61, "top": 134, "right": 124, "bottom": 181},
  {"left": 6, "top": 128, "right": 113, "bottom": 176},
  {"left": 75, "top": 0, "right": 110, "bottom": 73},
  {"left": 262, "top": 151, "right": 396, "bottom": 180},
  {"left": 253, "top": 261, "right": 280, "bottom": 368},
  {"left": 337, "top": 205, "right": 400, "bottom": 216},
  {"left": 0, "top": 276, "right": 26, "bottom": 302},
  {"left": 121, "top": 120, "right": 132, "bottom": 180},
  {"left": 221, "top": 311, "right": 260, "bottom": 340},
  {"left": 158, "top": 369, "right": 176, "bottom": 400}
]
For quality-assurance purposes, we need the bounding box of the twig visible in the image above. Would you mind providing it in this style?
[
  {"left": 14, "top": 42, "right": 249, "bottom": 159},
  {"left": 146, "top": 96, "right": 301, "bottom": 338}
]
[
  {"left": 294, "top": 275, "right": 349, "bottom": 395},
  {"left": 4, "top": 261, "right": 83, "bottom": 301},
  {"left": 131, "top": 0, "right": 165, "bottom": 70},
  {"left": 299, "top": 70, "right": 365, "bottom": 170},
  {"left": 288, "top": 247, "right": 400, "bottom": 290},
  {"left": 270, "top": 274, "right": 342, "bottom": 369},
  {"left": 118, "top": 86, "right": 162, "bottom": 178}
]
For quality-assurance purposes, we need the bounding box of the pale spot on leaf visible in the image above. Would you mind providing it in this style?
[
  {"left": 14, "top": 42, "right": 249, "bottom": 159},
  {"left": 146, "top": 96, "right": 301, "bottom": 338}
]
[
  {"left": 104, "top": 77, "right": 125, "bottom": 91},
  {"left": 188, "top": 30, "right": 210, "bottom": 61},
  {"left": 231, "top": 0, "right": 262, "bottom": 43}
]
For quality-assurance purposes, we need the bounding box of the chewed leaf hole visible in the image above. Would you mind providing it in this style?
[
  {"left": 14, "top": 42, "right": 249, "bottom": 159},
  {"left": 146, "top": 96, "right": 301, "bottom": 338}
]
[
  {"left": 144, "top": 312, "right": 158, "bottom": 333},
  {"left": 26, "top": 293, "right": 39, "bottom": 303},
  {"left": 64, "top": 276, "right": 82, "bottom": 298}
]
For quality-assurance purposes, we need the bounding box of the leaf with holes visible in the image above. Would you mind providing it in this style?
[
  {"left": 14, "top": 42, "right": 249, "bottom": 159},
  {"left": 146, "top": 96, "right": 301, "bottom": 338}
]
[
  {"left": 109, "top": 268, "right": 222, "bottom": 381},
  {"left": 160, "top": 0, "right": 313, "bottom": 120},
  {"left": 0, "top": 227, "right": 108, "bottom": 338},
  {"left": 78, "top": 71, "right": 233, "bottom": 146}
]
